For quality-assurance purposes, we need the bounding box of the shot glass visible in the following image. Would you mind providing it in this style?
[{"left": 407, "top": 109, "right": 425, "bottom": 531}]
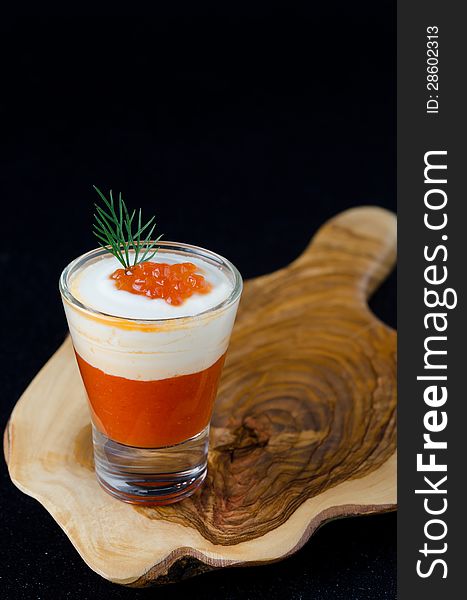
[{"left": 59, "top": 242, "right": 242, "bottom": 505}]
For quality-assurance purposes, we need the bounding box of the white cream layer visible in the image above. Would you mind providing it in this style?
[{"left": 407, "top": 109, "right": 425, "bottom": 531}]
[
  {"left": 70, "top": 252, "right": 232, "bottom": 320},
  {"left": 63, "top": 250, "right": 239, "bottom": 381}
]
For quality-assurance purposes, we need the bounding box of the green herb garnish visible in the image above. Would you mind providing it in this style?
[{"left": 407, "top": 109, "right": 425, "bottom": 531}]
[{"left": 92, "top": 186, "right": 163, "bottom": 269}]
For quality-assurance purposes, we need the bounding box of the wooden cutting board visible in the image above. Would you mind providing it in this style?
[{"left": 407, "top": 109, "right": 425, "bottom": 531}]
[{"left": 4, "top": 206, "right": 397, "bottom": 587}]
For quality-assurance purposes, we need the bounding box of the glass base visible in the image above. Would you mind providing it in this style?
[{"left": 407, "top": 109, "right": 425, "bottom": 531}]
[{"left": 92, "top": 425, "right": 209, "bottom": 505}]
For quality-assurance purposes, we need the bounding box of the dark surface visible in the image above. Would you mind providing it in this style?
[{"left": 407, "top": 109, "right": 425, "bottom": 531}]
[{"left": 0, "top": 9, "right": 396, "bottom": 600}]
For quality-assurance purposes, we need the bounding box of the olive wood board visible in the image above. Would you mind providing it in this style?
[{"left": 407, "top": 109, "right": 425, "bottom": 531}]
[{"left": 4, "top": 206, "right": 397, "bottom": 587}]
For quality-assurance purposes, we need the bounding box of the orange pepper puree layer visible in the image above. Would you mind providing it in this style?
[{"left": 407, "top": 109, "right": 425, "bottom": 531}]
[
  {"left": 75, "top": 352, "right": 225, "bottom": 448},
  {"left": 110, "top": 261, "right": 212, "bottom": 306}
]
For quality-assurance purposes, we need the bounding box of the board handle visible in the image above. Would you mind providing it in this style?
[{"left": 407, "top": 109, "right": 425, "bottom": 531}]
[{"left": 293, "top": 206, "right": 397, "bottom": 299}]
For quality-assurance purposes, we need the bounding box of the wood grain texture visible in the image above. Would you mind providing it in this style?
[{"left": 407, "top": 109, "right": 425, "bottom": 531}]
[{"left": 4, "top": 206, "right": 397, "bottom": 586}]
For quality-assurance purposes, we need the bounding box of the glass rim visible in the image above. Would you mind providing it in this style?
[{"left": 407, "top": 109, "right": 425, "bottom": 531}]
[{"left": 59, "top": 241, "right": 243, "bottom": 324}]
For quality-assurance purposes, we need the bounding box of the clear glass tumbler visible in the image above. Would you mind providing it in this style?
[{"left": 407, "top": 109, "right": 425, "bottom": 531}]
[{"left": 59, "top": 242, "right": 242, "bottom": 505}]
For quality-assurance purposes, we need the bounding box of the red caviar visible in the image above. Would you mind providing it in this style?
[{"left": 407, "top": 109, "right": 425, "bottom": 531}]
[{"left": 110, "top": 261, "right": 212, "bottom": 306}]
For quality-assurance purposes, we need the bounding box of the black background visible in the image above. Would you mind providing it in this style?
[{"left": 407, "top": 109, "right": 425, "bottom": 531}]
[{"left": 1, "top": 8, "right": 396, "bottom": 600}]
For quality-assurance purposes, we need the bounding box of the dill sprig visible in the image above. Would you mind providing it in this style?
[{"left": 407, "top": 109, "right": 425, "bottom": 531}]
[{"left": 92, "top": 186, "right": 163, "bottom": 269}]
